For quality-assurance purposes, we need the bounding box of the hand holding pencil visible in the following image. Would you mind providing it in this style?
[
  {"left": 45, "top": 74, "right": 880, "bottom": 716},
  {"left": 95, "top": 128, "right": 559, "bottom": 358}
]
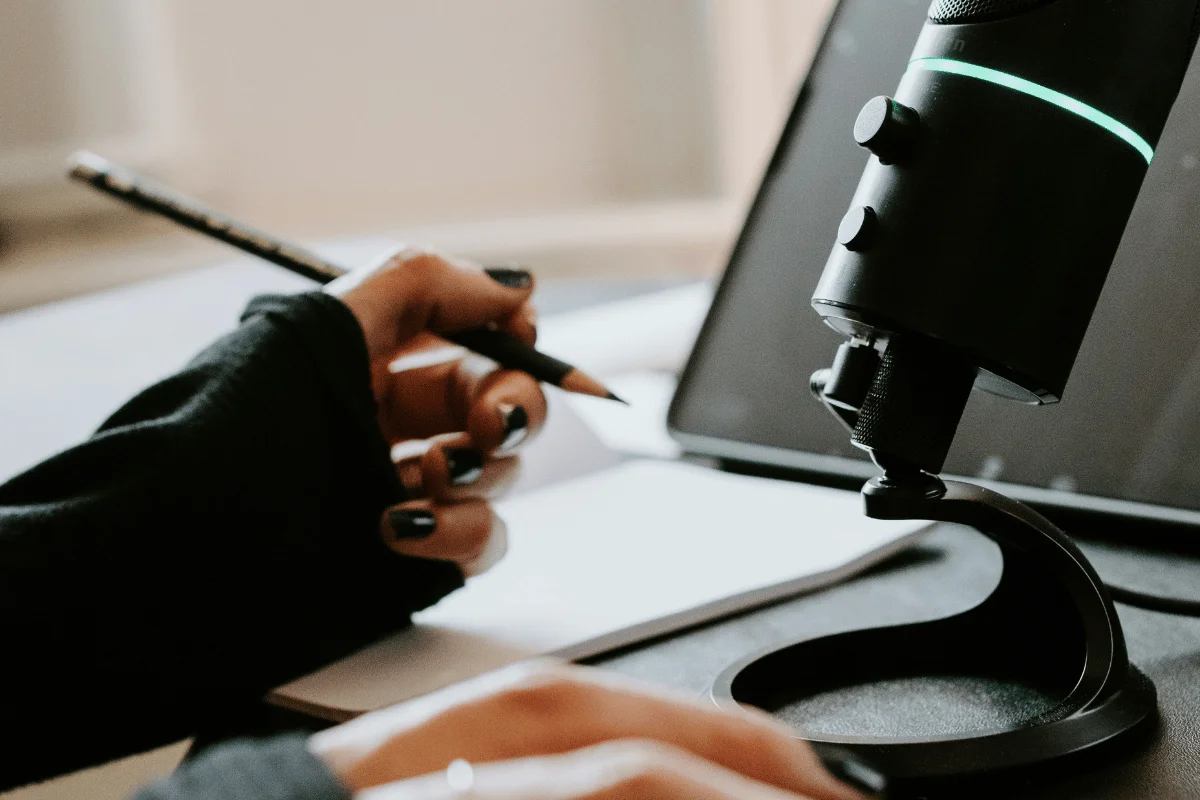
[
  {"left": 329, "top": 247, "right": 548, "bottom": 576},
  {"left": 66, "top": 151, "right": 623, "bottom": 578}
]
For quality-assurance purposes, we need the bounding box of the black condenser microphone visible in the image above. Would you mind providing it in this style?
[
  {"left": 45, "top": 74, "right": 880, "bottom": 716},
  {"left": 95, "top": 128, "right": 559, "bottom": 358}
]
[
  {"left": 811, "top": 0, "right": 1200, "bottom": 475},
  {"left": 721, "top": 4, "right": 1200, "bottom": 783}
]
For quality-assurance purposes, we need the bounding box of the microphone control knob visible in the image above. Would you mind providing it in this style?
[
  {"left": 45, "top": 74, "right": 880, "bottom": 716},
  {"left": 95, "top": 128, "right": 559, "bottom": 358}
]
[
  {"left": 838, "top": 205, "right": 877, "bottom": 251},
  {"left": 854, "top": 96, "right": 920, "bottom": 165}
]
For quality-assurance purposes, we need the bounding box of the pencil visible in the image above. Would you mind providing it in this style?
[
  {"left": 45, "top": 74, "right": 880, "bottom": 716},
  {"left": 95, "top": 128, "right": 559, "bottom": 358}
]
[{"left": 67, "top": 150, "right": 624, "bottom": 404}]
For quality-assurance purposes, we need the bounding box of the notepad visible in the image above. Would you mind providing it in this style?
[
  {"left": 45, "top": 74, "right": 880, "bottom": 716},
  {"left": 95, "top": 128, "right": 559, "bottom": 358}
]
[{"left": 270, "top": 459, "right": 929, "bottom": 720}]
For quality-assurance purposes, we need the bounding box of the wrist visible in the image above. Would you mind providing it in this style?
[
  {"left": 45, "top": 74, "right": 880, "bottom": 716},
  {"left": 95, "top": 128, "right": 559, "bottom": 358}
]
[
  {"left": 307, "top": 732, "right": 368, "bottom": 795},
  {"left": 325, "top": 286, "right": 386, "bottom": 361}
]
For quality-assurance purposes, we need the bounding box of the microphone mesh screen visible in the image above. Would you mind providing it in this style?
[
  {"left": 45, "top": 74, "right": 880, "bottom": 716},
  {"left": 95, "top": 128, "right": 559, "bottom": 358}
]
[{"left": 928, "top": 0, "right": 1058, "bottom": 24}]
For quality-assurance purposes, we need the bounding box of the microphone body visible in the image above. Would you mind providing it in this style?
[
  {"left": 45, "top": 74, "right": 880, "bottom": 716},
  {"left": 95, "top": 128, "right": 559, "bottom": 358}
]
[{"left": 812, "top": 0, "right": 1200, "bottom": 473}]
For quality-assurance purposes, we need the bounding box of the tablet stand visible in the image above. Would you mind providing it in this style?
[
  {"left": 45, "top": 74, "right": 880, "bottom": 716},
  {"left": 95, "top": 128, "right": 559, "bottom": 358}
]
[{"left": 711, "top": 468, "right": 1157, "bottom": 791}]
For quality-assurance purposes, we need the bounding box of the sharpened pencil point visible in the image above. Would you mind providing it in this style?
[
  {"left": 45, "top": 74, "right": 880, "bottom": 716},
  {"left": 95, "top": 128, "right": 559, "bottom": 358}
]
[{"left": 607, "top": 391, "right": 629, "bottom": 405}]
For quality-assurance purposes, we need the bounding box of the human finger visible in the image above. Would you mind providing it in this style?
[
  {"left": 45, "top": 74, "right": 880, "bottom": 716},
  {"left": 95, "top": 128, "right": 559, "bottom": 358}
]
[
  {"left": 502, "top": 296, "right": 538, "bottom": 346},
  {"left": 394, "top": 440, "right": 521, "bottom": 502},
  {"left": 463, "top": 370, "right": 547, "bottom": 455},
  {"left": 328, "top": 248, "right": 535, "bottom": 360},
  {"left": 380, "top": 498, "right": 507, "bottom": 577},
  {"left": 382, "top": 356, "right": 547, "bottom": 451},
  {"left": 357, "top": 740, "right": 817, "bottom": 800},
  {"left": 313, "top": 662, "right": 874, "bottom": 800}
]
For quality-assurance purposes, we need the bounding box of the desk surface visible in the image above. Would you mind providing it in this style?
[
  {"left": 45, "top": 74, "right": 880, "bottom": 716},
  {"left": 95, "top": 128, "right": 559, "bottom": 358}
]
[
  {"left": 7, "top": 269, "right": 1200, "bottom": 798},
  {"left": 591, "top": 524, "right": 1200, "bottom": 798}
]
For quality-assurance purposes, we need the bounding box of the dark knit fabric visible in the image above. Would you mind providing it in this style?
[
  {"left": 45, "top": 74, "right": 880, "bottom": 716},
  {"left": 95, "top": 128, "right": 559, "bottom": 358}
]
[
  {"left": 131, "top": 737, "right": 350, "bottom": 800},
  {"left": 0, "top": 292, "right": 463, "bottom": 793}
]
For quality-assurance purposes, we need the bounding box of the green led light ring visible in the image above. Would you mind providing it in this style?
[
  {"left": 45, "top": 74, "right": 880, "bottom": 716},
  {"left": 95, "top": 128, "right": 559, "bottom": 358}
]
[{"left": 907, "top": 57, "right": 1154, "bottom": 164}]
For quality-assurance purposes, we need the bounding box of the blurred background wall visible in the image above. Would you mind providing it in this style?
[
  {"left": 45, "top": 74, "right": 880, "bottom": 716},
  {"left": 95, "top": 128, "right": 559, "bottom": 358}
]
[{"left": 0, "top": 0, "right": 834, "bottom": 311}]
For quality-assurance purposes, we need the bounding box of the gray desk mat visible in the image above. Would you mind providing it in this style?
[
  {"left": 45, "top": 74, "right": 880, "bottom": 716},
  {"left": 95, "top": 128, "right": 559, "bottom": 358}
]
[{"left": 590, "top": 525, "right": 1200, "bottom": 799}]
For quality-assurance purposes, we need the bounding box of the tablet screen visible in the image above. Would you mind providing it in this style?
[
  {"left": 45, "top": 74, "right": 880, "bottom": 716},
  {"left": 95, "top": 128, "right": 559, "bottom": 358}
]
[{"left": 670, "top": 0, "right": 1200, "bottom": 515}]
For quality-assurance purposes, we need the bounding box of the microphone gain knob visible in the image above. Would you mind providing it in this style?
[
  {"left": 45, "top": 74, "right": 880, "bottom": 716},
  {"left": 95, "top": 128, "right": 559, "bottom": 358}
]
[{"left": 854, "top": 96, "right": 920, "bottom": 165}]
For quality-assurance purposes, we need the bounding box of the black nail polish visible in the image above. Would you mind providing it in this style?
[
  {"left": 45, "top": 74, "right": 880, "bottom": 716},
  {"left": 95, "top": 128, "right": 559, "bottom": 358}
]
[
  {"left": 498, "top": 403, "right": 529, "bottom": 452},
  {"left": 812, "top": 744, "right": 887, "bottom": 798},
  {"left": 388, "top": 509, "right": 437, "bottom": 540},
  {"left": 484, "top": 267, "right": 533, "bottom": 289},
  {"left": 445, "top": 447, "right": 485, "bottom": 486}
]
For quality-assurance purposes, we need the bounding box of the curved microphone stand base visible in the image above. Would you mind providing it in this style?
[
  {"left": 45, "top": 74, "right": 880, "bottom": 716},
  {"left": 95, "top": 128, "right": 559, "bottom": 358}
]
[{"left": 711, "top": 477, "right": 1157, "bottom": 793}]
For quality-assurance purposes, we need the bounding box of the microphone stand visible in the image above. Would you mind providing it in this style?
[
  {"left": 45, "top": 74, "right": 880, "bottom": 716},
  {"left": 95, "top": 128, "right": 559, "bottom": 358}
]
[{"left": 712, "top": 467, "right": 1157, "bottom": 794}]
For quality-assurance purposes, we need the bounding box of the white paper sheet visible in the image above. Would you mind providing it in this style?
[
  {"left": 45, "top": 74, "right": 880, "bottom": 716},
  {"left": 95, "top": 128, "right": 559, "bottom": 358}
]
[
  {"left": 565, "top": 371, "right": 681, "bottom": 459},
  {"left": 535, "top": 283, "right": 712, "bottom": 376},
  {"left": 271, "top": 459, "right": 929, "bottom": 720}
]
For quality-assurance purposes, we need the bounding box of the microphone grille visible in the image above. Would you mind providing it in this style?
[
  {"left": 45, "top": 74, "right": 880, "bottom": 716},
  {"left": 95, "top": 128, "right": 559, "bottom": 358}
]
[
  {"left": 851, "top": 338, "right": 976, "bottom": 476},
  {"left": 928, "top": 0, "right": 1058, "bottom": 24}
]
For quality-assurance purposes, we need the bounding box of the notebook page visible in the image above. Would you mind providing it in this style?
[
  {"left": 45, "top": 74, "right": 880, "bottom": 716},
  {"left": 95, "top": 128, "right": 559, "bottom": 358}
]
[{"left": 271, "top": 460, "right": 928, "bottom": 719}]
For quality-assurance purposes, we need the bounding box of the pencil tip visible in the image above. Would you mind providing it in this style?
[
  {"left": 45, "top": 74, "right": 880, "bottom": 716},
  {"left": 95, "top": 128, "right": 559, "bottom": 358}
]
[{"left": 559, "top": 369, "right": 627, "bottom": 404}]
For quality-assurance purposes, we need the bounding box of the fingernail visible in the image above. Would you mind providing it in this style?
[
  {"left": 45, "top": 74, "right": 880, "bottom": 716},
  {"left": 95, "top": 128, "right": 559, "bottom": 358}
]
[
  {"left": 484, "top": 267, "right": 533, "bottom": 289},
  {"left": 445, "top": 447, "right": 485, "bottom": 486},
  {"left": 812, "top": 745, "right": 887, "bottom": 798},
  {"left": 498, "top": 403, "right": 529, "bottom": 452},
  {"left": 388, "top": 509, "right": 437, "bottom": 540}
]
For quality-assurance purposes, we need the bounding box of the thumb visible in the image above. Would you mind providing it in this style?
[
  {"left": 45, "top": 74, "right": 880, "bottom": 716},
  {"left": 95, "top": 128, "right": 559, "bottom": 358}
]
[
  {"left": 398, "top": 248, "right": 534, "bottom": 333},
  {"left": 329, "top": 247, "right": 534, "bottom": 354}
]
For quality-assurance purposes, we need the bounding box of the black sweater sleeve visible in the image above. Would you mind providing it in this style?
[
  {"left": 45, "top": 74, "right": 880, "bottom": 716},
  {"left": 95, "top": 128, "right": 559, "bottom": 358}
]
[
  {"left": 131, "top": 737, "right": 350, "bottom": 800},
  {"left": 0, "top": 292, "right": 463, "bottom": 790},
  {"left": 135, "top": 738, "right": 352, "bottom": 800}
]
